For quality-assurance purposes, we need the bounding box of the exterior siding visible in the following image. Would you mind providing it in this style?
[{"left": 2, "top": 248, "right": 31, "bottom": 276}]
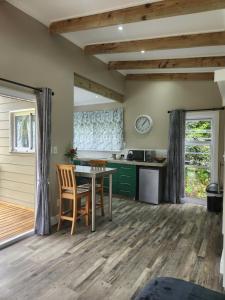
[{"left": 0, "top": 95, "right": 35, "bottom": 209}]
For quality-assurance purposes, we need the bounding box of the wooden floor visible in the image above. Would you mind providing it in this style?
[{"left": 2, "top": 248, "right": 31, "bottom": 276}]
[
  {"left": 0, "top": 198, "right": 223, "bottom": 300},
  {"left": 0, "top": 201, "right": 34, "bottom": 242}
]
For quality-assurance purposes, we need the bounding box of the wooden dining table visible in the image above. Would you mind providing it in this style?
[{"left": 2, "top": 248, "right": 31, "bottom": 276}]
[{"left": 74, "top": 165, "right": 117, "bottom": 232}]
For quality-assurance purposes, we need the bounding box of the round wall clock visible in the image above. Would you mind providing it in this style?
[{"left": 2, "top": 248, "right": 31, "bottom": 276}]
[{"left": 135, "top": 115, "right": 153, "bottom": 134}]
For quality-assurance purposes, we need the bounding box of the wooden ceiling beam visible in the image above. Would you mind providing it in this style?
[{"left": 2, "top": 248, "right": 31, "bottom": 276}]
[
  {"left": 84, "top": 31, "right": 225, "bottom": 55},
  {"left": 126, "top": 73, "right": 214, "bottom": 81},
  {"left": 109, "top": 56, "right": 225, "bottom": 70},
  {"left": 74, "top": 73, "right": 124, "bottom": 103},
  {"left": 49, "top": 0, "right": 225, "bottom": 33}
]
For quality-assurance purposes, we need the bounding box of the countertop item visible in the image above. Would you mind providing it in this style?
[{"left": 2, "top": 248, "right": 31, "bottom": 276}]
[{"left": 76, "top": 157, "right": 167, "bottom": 168}]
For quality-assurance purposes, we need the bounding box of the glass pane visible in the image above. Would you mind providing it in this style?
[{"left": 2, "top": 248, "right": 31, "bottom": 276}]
[
  {"left": 185, "top": 118, "right": 212, "bottom": 200},
  {"left": 185, "top": 120, "right": 212, "bottom": 142},
  {"left": 15, "top": 115, "right": 30, "bottom": 148},
  {"left": 185, "top": 145, "right": 210, "bottom": 167},
  {"left": 185, "top": 166, "right": 210, "bottom": 199},
  {"left": 31, "top": 114, "right": 36, "bottom": 150}
]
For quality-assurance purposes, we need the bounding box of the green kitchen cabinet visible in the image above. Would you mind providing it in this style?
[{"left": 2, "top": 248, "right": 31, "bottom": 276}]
[
  {"left": 117, "top": 164, "right": 136, "bottom": 198},
  {"left": 73, "top": 159, "right": 80, "bottom": 165},
  {"left": 104, "top": 163, "right": 136, "bottom": 198}
]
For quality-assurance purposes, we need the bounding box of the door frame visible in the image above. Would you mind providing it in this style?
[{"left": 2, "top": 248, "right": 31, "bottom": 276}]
[
  {"left": 184, "top": 110, "right": 219, "bottom": 202},
  {"left": 0, "top": 86, "right": 36, "bottom": 249}
]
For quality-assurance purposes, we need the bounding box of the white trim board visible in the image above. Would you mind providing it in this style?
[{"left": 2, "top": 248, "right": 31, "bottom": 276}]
[{"left": 0, "top": 85, "right": 36, "bottom": 102}]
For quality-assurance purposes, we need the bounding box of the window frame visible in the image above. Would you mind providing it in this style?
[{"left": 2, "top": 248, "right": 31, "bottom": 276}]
[
  {"left": 9, "top": 108, "right": 36, "bottom": 153},
  {"left": 185, "top": 111, "right": 219, "bottom": 184}
]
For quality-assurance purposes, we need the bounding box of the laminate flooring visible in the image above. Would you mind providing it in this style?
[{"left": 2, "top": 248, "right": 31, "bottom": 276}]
[{"left": 0, "top": 198, "right": 223, "bottom": 300}]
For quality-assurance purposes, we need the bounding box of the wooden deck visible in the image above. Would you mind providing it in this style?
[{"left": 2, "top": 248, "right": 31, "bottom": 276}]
[{"left": 0, "top": 201, "right": 34, "bottom": 242}]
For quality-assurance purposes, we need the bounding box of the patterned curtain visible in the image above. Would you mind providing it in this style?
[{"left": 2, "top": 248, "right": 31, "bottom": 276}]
[{"left": 74, "top": 108, "right": 124, "bottom": 151}]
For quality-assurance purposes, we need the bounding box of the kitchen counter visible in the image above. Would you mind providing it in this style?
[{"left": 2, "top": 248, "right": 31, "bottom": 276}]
[{"left": 76, "top": 157, "right": 167, "bottom": 168}]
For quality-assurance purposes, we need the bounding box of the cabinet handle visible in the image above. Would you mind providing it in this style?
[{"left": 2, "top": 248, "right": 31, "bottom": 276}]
[
  {"left": 120, "top": 183, "right": 131, "bottom": 187},
  {"left": 121, "top": 167, "right": 132, "bottom": 170},
  {"left": 120, "top": 175, "right": 131, "bottom": 179}
]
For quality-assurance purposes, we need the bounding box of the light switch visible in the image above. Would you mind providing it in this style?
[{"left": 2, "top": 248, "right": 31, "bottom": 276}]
[{"left": 53, "top": 146, "right": 58, "bottom": 154}]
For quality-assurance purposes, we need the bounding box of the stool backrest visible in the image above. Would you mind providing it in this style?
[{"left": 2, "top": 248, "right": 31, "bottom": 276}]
[
  {"left": 56, "top": 164, "right": 76, "bottom": 192},
  {"left": 89, "top": 160, "right": 107, "bottom": 168}
]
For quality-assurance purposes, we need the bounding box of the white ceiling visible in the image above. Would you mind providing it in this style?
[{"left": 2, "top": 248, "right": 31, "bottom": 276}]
[
  {"left": 64, "top": 10, "right": 225, "bottom": 47},
  {"left": 7, "top": 0, "right": 225, "bottom": 75},
  {"left": 74, "top": 87, "right": 115, "bottom": 106},
  {"left": 7, "top": 0, "right": 158, "bottom": 26}
]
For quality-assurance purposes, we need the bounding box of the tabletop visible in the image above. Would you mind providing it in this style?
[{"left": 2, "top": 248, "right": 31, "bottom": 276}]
[{"left": 74, "top": 165, "right": 117, "bottom": 178}]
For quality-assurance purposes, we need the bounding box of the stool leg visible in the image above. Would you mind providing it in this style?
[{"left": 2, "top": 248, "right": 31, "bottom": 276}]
[
  {"left": 100, "top": 187, "right": 105, "bottom": 216},
  {"left": 85, "top": 194, "right": 91, "bottom": 226},
  {"left": 57, "top": 196, "right": 62, "bottom": 231},
  {"left": 71, "top": 199, "right": 77, "bottom": 235}
]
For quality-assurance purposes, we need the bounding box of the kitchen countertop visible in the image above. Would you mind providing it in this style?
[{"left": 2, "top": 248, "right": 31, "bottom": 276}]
[{"left": 76, "top": 157, "right": 167, "bottom": 168}]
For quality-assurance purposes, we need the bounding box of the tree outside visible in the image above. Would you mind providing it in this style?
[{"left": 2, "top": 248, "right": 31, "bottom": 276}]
[{"left": 185, "top": 119, "right": 212, "bottom": 199}]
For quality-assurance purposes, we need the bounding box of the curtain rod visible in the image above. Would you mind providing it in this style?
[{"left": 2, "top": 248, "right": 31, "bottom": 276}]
[
  {"left": 168, "top": 107, "right": 224, "bottom": 113},
  {"left": 0, "top": 78, "right": 54, "bottom": 96}
]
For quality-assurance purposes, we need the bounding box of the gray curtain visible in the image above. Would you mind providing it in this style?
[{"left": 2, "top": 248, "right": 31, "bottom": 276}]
[
  {"left": 166, "top": 110, "right": 185, "bottom": 204},
  {"left": 35, "top": 88, "right": 52, "bottom": 235}
]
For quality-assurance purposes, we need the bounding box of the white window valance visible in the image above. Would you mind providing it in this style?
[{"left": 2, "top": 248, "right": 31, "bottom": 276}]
[{"left": 74, "top": 108, "right": 124, "bottom": 151}]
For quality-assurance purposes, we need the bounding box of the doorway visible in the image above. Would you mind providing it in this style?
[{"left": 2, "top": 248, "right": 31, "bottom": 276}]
[
  {"left": 0, "top": 87, "right": 36, "bottom": 245},
  {"left": 184, "top": 111, "right": 219, "bottom": 204}
]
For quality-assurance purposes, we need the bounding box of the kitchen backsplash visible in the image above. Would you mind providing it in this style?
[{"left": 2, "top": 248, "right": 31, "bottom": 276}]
[{"left": 77, "top": 149, "right": 167, "bottom": 160}]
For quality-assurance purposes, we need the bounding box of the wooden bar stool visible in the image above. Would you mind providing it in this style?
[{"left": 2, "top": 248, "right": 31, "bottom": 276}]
[
  {"left": 56, "top": 164, "right": 91, "bottom": 235},
  {"left": 79, "top": 160, "right": 106, "bottom": 216}
]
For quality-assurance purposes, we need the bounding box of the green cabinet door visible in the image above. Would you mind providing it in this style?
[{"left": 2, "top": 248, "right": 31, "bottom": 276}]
[
  {"left": 117, "top": 164, "right": 136, "bottom": 198},
  {"left": 104, "top": 163, "right": 136, "bottom": 198}
]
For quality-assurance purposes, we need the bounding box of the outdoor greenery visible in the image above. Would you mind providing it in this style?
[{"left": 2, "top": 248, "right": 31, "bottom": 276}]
[
  {"left": 185, "top": 166, "right": 210, "bottom": 199},
  {"left": 185, "top": 119, "right": 212, "bottom": 199}
]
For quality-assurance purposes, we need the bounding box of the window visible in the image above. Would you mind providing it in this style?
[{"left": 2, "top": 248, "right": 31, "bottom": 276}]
[
  {"left": 10, "top": 109, "right": 36, "bottom": 153},
  {"left": 74, "top": 108, "right": 124, "bottom": 151},
  {"left": 184, "top": 111, "right": 219, "bottom": 200}
]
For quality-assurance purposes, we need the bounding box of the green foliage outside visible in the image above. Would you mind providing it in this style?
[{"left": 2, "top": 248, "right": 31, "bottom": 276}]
[
  {"left": 185, "top": 119, "right": 212, "bottom": 199},
  {"left": 185, "top": 166, "right": 210, "bottom": 199}
]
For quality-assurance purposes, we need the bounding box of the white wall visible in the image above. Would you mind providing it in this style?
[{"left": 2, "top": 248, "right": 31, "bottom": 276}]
[
  {"left": 75, "top": 80, "right": 224, "bottom": 159},
  {"left": 124, "top": 80, "right": 223, "bottom": 150},
  {"left": 0, "top": 2, "right": 124, "bottom": 215}
]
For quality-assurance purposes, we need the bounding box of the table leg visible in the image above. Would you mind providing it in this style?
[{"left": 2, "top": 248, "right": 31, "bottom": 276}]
[
  {"left": 109, "top": 174, "right": 112, "bottom": 221},
  {"left": 91, "top": 176, "right": 96, "bottom": 232}
]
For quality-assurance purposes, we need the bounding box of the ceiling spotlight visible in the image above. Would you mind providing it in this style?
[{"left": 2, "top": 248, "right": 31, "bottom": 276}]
[
  {"left": 95, "top": 95, "right": 99, "bottom": 98},
  {"left": 141, "top": 50, "right": 145, "bottom": 54},
  {"left": 118, "top": 25, "right": 123, "bottom": 31}
]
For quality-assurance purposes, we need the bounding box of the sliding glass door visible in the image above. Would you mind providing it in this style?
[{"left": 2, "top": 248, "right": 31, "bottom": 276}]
[{"left": 184, "top": 111, "right": 219, "bottom": 202}]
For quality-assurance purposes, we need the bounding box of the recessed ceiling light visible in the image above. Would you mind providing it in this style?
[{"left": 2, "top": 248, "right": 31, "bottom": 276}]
[
  {"left": 118, "top": 25, "right": 123, "bottom": 31},
  {"left": 141, "top": 50, "right": 145, "bottom": 54},
  {"left": 95, "top": 95, "right": 99, "bottom": 98}
]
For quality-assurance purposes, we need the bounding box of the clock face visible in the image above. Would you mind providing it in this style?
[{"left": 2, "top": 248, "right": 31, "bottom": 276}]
[{"left": 135, "top": 115, "right": 153, "bottom": 134}]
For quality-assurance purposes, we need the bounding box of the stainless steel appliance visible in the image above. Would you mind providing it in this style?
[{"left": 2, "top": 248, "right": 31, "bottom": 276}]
[
  {"left": 127, "top": 150, "right": 134, "bottom": 161},
  {"left": 139, "top": 168, "right": 160, "bottom": 204},
  {"left": 127, "top": 150, "right": 144, "bottom": 161}
]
